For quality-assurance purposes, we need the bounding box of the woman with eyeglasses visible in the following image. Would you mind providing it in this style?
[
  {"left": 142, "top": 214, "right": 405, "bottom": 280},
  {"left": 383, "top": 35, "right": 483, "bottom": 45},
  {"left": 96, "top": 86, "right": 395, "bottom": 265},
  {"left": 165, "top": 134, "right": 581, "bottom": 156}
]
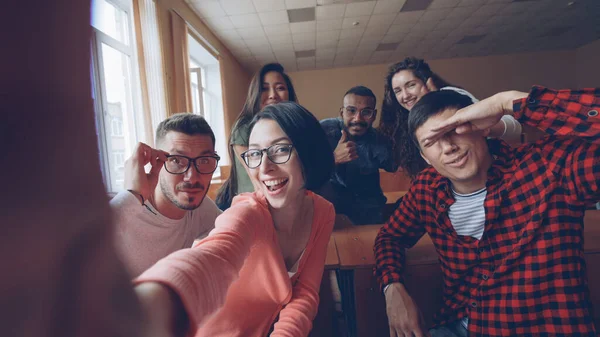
[
  {"left": 216, "top": 63, "right": 298, "bottom": 210},
  {"left": 133, "top": 102, "right": 335, "bottom": 337},
  {"left": 378, "top": 57, "right": 522, "bottom": 178}
]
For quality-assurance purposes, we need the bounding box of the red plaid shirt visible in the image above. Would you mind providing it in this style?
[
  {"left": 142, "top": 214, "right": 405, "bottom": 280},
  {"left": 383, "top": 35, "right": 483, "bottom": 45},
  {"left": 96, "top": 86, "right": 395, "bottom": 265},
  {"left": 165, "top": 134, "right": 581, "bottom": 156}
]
[{"left": 374, "top": 86, "right": 600, "bottom": 336}]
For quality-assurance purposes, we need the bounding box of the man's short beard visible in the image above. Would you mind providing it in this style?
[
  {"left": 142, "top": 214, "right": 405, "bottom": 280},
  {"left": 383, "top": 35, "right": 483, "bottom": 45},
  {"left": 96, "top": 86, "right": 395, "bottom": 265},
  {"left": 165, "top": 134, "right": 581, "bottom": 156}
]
[{"left": 159, "top": 177, "right": 204, "bottom": 210}]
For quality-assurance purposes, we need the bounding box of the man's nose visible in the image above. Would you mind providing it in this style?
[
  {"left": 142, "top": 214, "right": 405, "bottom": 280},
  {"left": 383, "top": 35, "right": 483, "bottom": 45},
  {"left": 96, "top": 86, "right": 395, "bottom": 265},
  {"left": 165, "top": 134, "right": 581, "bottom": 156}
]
[{"left": 440, "top": 137, "right": 457, "bottom": 154}]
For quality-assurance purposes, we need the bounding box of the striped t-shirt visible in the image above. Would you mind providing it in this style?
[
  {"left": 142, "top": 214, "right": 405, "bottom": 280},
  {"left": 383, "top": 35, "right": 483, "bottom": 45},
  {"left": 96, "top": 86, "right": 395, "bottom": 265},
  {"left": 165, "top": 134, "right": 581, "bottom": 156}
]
[
  {"left": 448, "top": 187, "right": 487, "bottom": 240},
  {"left": 448, "top": 187, "right": 487, "bottom": 329}
]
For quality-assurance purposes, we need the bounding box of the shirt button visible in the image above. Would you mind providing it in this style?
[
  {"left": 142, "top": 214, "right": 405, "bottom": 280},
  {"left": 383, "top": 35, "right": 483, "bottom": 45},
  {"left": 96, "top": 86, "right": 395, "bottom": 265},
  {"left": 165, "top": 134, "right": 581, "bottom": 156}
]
[
  {"left": 478, "top": 247, "right": 485, "bottom": 253},
  {"left": 528, "top": 98, "right": 537, "bottom": 105},
  {"left": 440, "top": 203, "right": 446, "bottom": 209},
  {"left": 482, "top": 274, "right": 489, "bottom": 280},
  {"left": 588, "top": 110, "right": 598, "bottom": 117},
  {"left": 471, "top": 301, "right": 477, "bottom": 308}
]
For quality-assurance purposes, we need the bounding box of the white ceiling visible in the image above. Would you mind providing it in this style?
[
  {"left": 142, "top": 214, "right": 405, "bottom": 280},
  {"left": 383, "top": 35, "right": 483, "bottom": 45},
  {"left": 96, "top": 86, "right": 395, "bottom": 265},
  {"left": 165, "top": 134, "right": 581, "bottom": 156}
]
[{"left": 186, "top": 0, "right": 600, "bottom": 73}]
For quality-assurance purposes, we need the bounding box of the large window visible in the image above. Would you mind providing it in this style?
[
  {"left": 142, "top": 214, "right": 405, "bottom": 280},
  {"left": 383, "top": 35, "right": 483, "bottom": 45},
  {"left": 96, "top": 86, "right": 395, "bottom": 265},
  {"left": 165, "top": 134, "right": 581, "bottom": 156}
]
[
  {"left": 188, "top": 33, "right": 228, "bottom": 171},
  {"left": 91, "top": 0, "right": 145, "bottom": 192}
]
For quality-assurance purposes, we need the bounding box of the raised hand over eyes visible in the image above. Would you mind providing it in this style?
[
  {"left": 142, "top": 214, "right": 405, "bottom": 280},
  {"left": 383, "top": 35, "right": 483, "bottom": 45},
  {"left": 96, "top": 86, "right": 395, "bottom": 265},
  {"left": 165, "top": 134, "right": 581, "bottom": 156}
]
[{"left": 421, "top": 91, "right": 528, "bottom": 148}]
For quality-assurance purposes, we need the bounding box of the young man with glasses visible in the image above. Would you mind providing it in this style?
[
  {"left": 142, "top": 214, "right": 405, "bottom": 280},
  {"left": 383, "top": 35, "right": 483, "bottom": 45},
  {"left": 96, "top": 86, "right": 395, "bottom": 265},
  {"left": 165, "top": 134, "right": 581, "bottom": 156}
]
[
  {"left": 110, "top": 113, "right": 222, "bottom": 276},
  {"left": 320, "top": 86, "right": 397, "bottom": 224}
]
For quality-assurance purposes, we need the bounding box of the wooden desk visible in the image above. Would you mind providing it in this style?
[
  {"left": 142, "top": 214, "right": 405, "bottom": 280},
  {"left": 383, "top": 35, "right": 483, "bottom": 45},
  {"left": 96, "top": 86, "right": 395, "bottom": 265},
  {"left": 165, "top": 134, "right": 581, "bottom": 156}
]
[
  {"left": 333, "top": 224, "right": 382, "bottom": 269},
  {"left": 331, "top": 211, "right": 600, "bottom": 337},
  {"left": 325, "top": 236, "right": 339, "bottom": 269}
]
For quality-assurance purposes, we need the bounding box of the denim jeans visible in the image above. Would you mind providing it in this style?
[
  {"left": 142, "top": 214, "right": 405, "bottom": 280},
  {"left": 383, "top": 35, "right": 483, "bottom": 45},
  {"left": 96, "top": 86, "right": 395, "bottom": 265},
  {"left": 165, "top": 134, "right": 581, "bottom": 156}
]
[{"left": 429, "top": 320, "right": 468, "bottom": 337}]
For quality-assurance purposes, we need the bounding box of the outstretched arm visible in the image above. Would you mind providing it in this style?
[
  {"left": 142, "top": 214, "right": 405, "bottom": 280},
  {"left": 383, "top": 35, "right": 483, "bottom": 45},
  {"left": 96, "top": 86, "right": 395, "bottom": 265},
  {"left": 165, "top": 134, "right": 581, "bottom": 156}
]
[
  {"left": 270, "top": 203, "right": 336, "bottom": 337},
  {"left": 133, "top": 197, "right": 269, "bottom": 336}
]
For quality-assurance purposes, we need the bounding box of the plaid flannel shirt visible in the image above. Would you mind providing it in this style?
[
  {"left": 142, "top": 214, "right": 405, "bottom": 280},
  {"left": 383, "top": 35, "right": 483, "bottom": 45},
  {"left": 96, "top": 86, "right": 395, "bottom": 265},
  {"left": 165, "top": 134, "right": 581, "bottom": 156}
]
[{"left": 374, "top": 86, "right": 600, "bottom": 336}]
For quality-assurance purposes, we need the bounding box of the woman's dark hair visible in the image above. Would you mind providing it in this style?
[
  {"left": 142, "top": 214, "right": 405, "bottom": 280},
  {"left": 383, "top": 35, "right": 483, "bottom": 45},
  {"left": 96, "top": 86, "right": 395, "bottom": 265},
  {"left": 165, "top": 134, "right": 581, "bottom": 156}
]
[
  {"left": 249, "top": 102, "right": 334, "bottom": 191},
  {"left": 378, "top": 57, "right": 456, "bottom": 178},
  {"left": 216, "top": 63, "right": 298, "bottom": 209},
  {"left": 407, "top": 90, "right": 473, "bottom": 148}
]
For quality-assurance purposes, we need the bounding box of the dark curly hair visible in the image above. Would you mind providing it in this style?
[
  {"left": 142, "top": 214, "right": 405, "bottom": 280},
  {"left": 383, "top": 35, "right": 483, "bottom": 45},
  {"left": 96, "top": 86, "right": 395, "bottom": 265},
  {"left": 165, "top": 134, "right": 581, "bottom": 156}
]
[{"left": 377, "top": 57, "right": 454, "bottom": 178}]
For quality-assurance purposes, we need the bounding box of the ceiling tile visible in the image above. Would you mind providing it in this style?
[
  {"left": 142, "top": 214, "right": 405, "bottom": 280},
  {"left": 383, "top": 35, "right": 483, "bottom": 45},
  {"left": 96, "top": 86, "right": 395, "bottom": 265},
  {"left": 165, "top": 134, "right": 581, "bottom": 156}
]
[
  {"left": 236, "top": 27, "right": 267, "bottom": 39},
  {"left": 387, "top": 24, "right": 412, "bottom": 35},
  {"left": 373, "top": 0, "right": 407, "bottom": 14},
  {"left": 219, "top": 0, "right": 256, "bottom": 15},
  {"left": 381, "top": 33, "right": 405, "bottom": 43},
  {"left": 367, "top": 14, "right": 397, "bottom": 27},
  {"left": 342, "top": 16, "right": 370, "bottom": 29},
  {"left": 316, "top": 59, "right": 334, "bottom": 68},
  {"left": 259, "top": 10, "right": 289, "bottom": 25},
  {"left": 364, "top": 25, "right": 389, "bottom": 38},
  {"left": 230, "top": 13, "right": 262, "bottom": 28},
  {"left": 189, "top": 1, "right": 226, "bottom": 18},
  {"left": 344, "top": 1, "right": 376, "bottom": 17},
  {"left": 334, "top": 58, "right": 352, "bottom": 67},
  {"left": 428, "top": 0, "right": 460, "bottom": 9},
  {"left": 340, "top": 27, "right": 365, "bottom": 39},
  {"left": 218, "top": 28, "right": 243, "bottom": 39},
  {"left": 316, "top": 4, "right": 346, "bottom": 20},
  {"left": 434, "top": 19, "right": 460, "bottom": 31},
  {"left": 446, "top": 5, "right": 479, "bottom": 19},
  {"left": 263, "top": 23, "right": 292, "bottom": 36},
  {"left": 288, "top": 7, "right": 316, "bottom": 22},
  {"left": 316, "top": 47, "right": 336, "bottom": 56},
  {"left": 292, "top": 32, "right": 316, "bottom": 43},
  {"left": 271, "top": 43, "right": 294, "bottom": 52},
  {"left": 252, "top": 0, "right": 286, "bottom": 12},
  {"left": 336, "top": 48, "right": 355, "bottom": 58},
  {"left": 316, "top": 29, "right": 341, "bottom": 42},
  {"left": 204, "top": 16, "right": 235, "bottom": 30},
  {"left": 293, "top": 40, "right": 316, "bottom": 49},
  {"left": 290, "top": 21, "right": 316, "bottom": 33},
  {"left": 457, "top": 0, "right": 486, "bottom": 7},
  {"left": 268, "top": 33, "right": 293, "bottom": 44},
  {"left": 285, "top": 0, "right": 316, "bottom": 10},
  {"left": 338, "top": 38, "right": 360, "bottom": 48},
  {"left": 419, "top": 8, "right": 451, "bottom": 21},
  {"left": 394, "top": 11, "right": 424, "bottom": 24},
  {"left": 410, "top": 21, "right": 433, "bottom": 33},
  {"left": 316, "top": 39, "right": 338, "bottom": 48},
  {"left": 245, "top": 37, "right": 271, "bottom": 48},
  {"left": 426, "top": 29, "right": 449, "bottom": 39},
  {"left": 296, "top": 49, "right": 316, "bottom": 57},
  {"left": 472, "top": 3, "right": 507, "bottom": 16},
  {"left": 317, "top": 19, "right": 343, "bottom": 31},
  {"left": 296, "top": 56, "right": 316, "bottom": 65},
  {"left": 358, "top": 40, "right": 379, "bottom": 52}
]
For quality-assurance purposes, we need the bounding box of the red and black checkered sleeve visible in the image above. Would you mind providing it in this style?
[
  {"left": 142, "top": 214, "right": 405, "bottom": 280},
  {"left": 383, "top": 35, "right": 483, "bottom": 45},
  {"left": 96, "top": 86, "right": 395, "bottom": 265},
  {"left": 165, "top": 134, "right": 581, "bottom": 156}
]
[
  {"left": 515, "top": 86, "right": 600, "bottom": 202},
  {"left": 374, "top": 181, "right": 427, "bottom": 292}
]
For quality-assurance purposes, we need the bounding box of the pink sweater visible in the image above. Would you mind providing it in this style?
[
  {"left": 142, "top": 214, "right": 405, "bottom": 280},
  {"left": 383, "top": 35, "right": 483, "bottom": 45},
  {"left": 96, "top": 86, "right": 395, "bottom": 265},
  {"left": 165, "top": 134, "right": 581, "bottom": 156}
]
[{"left": 135, "top": 191, "right": 335, "bottom": 337}]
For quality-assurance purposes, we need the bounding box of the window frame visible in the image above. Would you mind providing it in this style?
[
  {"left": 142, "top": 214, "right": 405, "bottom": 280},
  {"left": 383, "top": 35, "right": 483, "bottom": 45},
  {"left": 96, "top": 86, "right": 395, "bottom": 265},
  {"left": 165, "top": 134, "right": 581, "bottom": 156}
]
[{"left": 91, "top": 0, "right": 145, "bottom": 192}]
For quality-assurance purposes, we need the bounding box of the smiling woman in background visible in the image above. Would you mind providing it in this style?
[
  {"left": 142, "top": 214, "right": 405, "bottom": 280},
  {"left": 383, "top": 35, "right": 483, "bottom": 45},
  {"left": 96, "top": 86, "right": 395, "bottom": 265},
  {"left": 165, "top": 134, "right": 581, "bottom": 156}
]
[
  {"left": 216, "top": 63, "right": 298, "bottom": 210},
  {"left": 134, "top": 102, "right": 335, "bottom": 337},
  {"left": 378, "top": 57, "right": 522, "bottom": 178}
]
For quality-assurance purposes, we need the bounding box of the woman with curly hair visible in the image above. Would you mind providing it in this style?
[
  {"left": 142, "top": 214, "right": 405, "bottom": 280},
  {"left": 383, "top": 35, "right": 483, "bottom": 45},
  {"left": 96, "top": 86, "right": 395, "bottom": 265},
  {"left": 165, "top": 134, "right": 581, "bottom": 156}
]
[{"left": 378, "top": 57, "right": 521, "bottom": 178}]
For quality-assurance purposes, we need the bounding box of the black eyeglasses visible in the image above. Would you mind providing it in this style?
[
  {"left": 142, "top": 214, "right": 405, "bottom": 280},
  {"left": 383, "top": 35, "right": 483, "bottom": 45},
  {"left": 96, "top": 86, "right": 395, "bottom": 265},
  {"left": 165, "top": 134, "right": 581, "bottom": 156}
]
[
  {"left": 342, "top": 106, "right": 376, "bottom": 119},
  {"left": 240, "top": 144, "right": 294, "bottom": 169},
  {"left": 164, "top": 154, "right": 220, "bottom": 174}
]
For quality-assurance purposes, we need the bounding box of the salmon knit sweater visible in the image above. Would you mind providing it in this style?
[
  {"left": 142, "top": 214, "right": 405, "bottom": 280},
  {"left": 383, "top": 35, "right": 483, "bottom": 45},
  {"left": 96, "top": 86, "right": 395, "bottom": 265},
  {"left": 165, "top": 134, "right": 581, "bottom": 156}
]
[{"left": 135, "top": 191, "right": 335, "bottom": 337}]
